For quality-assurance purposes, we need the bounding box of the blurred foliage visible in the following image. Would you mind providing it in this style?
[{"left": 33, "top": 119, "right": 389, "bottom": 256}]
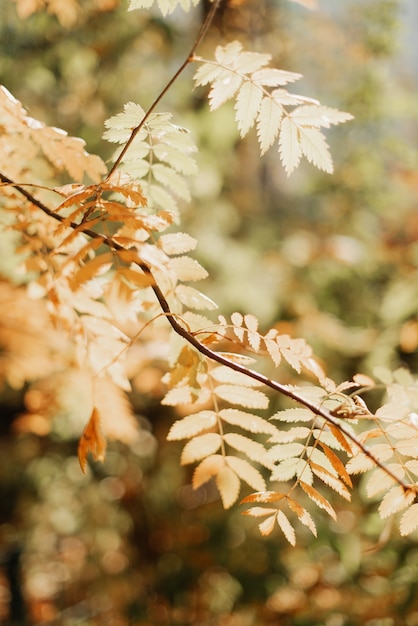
[{"left": 1, "top": 0, "right": 418, "bottom": 624}]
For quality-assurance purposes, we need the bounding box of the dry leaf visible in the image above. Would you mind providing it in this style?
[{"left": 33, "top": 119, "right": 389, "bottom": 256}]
[{"left": 78, "top": 407, "right": 107, "bottom": 473}]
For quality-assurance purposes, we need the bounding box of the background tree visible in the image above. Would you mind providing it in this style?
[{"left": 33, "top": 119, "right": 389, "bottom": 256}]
[{"left": 1, "top": 1, "right": 418, "bottom": 625}]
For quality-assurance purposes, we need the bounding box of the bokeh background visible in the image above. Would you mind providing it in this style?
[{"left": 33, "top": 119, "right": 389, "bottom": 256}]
[{"left": 1, "top": 0, "right": 418, "bottom": 624}]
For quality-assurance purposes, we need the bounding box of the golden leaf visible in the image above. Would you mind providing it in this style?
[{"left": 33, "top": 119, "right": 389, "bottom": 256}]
[
  {"left": 223, "top": 433, "right": 271, "bottom": 468},
  {"left": 241, "top": 491, "right": 286, "bottom": 505},
  {"left": 299, "top": 481, "right": 336, "bottom": 520},
  {"left": 258, "top": 513, "right": 277, "bottom": 536},
  {"left": 277, "top": 510, "right": 296, "bottom": 546},
  {"left": 193, "top": 454, "right": 225, "bottom": 489},
  {"left": 216, "top": 466, "right": 240, "bottom": 509},
  {"left": 167, "top": 410, "right": 217, "bottom": 441},
  {"left": 400, "top": 503, "right": 418, "bottom": 536},
  {"left": 219, "top": 408, "right": 278, "bottom": 435},
  {"left": 318, "top": 442, "right": 353, "bottom": 488},
  {"left": 215, "top": 384, "right": 269, "bottom": 410},
  {"left": 181, "top": 433, "right": 222, "bottom": 464},
  {"left": 287, "top": 498, "right": 317, "bottom": 536},
  {"left": 379, "top": 486, "right": 416, "bottom": 520},
  {"left": 226, "top": 456, "right": 266, "bottom": 491}
]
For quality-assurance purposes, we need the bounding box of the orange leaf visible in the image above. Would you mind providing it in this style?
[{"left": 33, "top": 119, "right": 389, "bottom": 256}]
[
  {"left": 319, "top": 442, "right": 353, "bottom": 487},
  {"left": 78, "top": 407, "right": 107, "bottom": 473}
]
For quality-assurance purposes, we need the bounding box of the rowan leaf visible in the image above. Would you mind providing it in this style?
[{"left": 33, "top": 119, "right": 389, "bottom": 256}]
[
  {"left": 299, "top": 481, "right": 337, "bottom": 520},
  {"left": 271, "top": 457, "right": 312, "bottom": 484},
  {"left": 257, "top": 96, "right": 283, "bottom": 155},
  {"left": 243, "top": 507, "right": 278, "bottom": 518},
  {"left": 298, "top": 126, "right": 333, "bottom": 174},
  {"left": 219, "top": 408, "right": 279, "bottom": 435},
  {"left": 168, "top": 256, "right": 208, "bottom": 282},
  {"left": 167, "top": 410, "right": 217, "bottom": 441},
  {"left": 346, "top": 453, "right": 378, "bottom": 475},
  {"left": 400, "top": 503, "right": 418, "bottom": 536},
  {"left": 258, "top": 513, "right": 277, "bottom": 536},
  {"left": 309, "top": 462, "right": 351, "bottom": 500},
  {"left": 290, "top": 105, "right": 353, "bottom": 128},
  {"left": 210, "top": 366, "right": 262, "bottom": 387},
  {"left": 216, "top": 465, "right": 241, "bottom": 508},
  {"left": 181, "top": 433, "right": 223, "bottom": 465},
  {"left": 215, "top": 385, "right": 269, "bottom": 409},
  {"left": 279, "top": 116, "right": 301, "bottom": 175},
  {"left": 269, "top": 427, "right": 311, "bottom": 443},
  {"left": 366, "top": 465, "right": 405, "bottom": 498},
  {"left": 175, "top": 285, "right": 218, "bottom": 311},
  {"left": 226, "top": 456, "right": 266, "bottom": 491},
  {"left": 287, "top": 498, "right": 317, "bottom": 536},
  {"left": 267, "top": 442, "right": 305, "bottom": 462},
  {"left": 379, "top": 486, "right": 416, "bottom": 519},
  {"left": 158, "top": 232, "right": 197, "bottom": 255},
  {"left": 193, "top": 454, "right": 225, "bottom": 489},
  {"left": 318, "top": 442, "right": 353, "bottom": 487},
  {"left": 78, "top": 407, "right": 107, "bottom": 473},
  {"left": 277, "top": 510, "right": 296, "bottom": 546},
  {"left": 271, "top": 408, "right": 315, "bottom": 423},
  {"left": 235, "top": 81, "right": 263, "bottom": 137},
  {"left": 194, "top": 42, "right": 351, "bottom": 175},
  {"left": 241, "top": 491, "right": 286, "bottom": 505},
  {"left": 223, "top": 432, "right": 271, "bottom": 467}
]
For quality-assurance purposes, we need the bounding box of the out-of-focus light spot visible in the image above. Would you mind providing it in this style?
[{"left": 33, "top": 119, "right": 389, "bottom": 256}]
[
  {"left": 102, "top": 550, "right": 128, "bottom": 574},
  {"left": 100, "top": 476, "right": 126, "bottom": 501}
]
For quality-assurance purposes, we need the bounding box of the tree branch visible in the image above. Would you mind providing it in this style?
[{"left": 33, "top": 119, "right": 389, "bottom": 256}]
[{"left": 0, "top": 170, "right": 412, "bottom": 493}]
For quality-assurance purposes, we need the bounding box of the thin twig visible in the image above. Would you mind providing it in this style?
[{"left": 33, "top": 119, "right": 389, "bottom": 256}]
[{"left": 106, "top": 0, "right": 221, "bottom": 179}]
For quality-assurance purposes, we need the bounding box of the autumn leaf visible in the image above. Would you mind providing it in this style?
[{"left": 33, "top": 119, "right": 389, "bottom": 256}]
[{"left": 78, "top": 407, "right": 107, "bottom": 473}]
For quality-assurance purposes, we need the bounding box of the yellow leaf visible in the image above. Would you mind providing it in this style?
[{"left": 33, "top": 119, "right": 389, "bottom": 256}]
[
  {"left": 220, "top": 408, "right": 278, "bottom": 435},
  {"left": 258, "top": 513, "right": 277, "bottom": 536},
  {"left": 78, "top": 407, "right": 107, "bottom": 473},
  {"left": 158, "top": 232, "right": 197, "bottom": 255},
  {"left": 379, "top": 486, "right": 416, "bottom": 519},
  {"left": 167, "top": 411, "right": 217, "bottom": 441},
  {"left": 181, "top": 433, "right": 222, "bottom": 464},
  {"left": 226, "top": 456, "right": 266, "bottom": 491},
  {"left": 217, "top": 466, "right": 241, "bottom": 509},
  {"left": 210, "top": 366, "right": 262, "bottom": 387},
  {"left": 168, "top": 256, "right": 208, "bottom": 282},
  {"left": 366, "top": 465, "right": 405, "bottom": 498},
  {"left": 223, "top": 433, "right": 271, "bottom": 468},
  {"left": 271, "top": 408, "right": 315, "bottom": 423},
  {"left": 243, "top": 507, "right": 277, "bottom": 518},
  {"left": 269, "top": 426, "right": 311, "bottom": 443},
  {"left": 193, "top": 454, "right": 225, "bottom": 489},
  {"left": 346, "top": 453, "right": 377, "bottom": 475},
  {"left": 400, "top": 503, "right": 418, "bottom": 536},
  {"left": 277, "top": 510, "right": 296, "bottom": 546},
  {"left": 215, "top": 384, "right": 269, "bottom": 409}
]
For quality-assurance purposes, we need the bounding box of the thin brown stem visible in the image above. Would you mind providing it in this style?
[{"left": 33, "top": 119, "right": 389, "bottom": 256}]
[
  {"left": 1, "top": 170, "right": 410, "bottom": 493},
  {"left": 106, "top": 0, "right": 221, "bottom": 180}
]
